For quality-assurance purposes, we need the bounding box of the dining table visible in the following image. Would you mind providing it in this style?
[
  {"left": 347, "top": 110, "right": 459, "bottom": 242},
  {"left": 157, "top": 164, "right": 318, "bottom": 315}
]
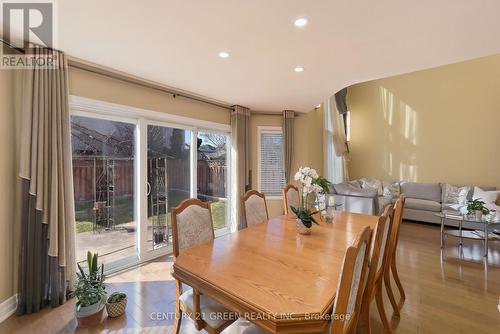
[{"left": 171, "top": 211, "right": 379, "bottom": 334}]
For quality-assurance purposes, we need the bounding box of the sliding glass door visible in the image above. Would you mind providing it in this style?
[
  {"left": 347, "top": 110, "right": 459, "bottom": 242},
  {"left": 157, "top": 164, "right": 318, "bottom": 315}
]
[
  {"left": 147, "top": 124, "right": 192, "bottom": 250},
  {"left": 71, "top": 115, "right": 138, "bottom": 270},
  {"left": 70, "top": 98, "right": 231, "bottom": 272},
  {"left": 197, "top": 131, "right": 230, "bottom": 235}
]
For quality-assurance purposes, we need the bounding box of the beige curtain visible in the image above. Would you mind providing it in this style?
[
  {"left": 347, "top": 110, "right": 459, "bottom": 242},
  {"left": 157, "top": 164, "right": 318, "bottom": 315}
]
[
  {"left": 17, "top": 48, "right": 76, "bottom": 314},
  {"left": 282, "top": 110, "right": 294, "bottom": 183},
  {"left": 230, "top": 105, "right": 250, "bottom": 230}
]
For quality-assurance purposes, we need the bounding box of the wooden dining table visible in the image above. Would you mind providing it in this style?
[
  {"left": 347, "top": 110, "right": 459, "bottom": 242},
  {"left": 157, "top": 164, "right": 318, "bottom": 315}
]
[{"left": 172, "top": 211, "right": 379, "bottom": 334}]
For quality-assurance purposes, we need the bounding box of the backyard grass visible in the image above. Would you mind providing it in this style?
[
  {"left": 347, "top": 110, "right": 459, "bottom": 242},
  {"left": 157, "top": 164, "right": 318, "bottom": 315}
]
[
  {"left": 76, "top": 221, "right": 94, "bottom": 233},
  {"left": 75, "top": 194, "right": 228, "bottom": 233}
]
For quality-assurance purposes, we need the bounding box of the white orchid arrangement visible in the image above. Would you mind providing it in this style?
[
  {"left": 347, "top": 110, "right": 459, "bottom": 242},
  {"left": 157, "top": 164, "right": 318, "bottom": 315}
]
[{"left": 294, "top": 167, "right": 330, "bottom": 208}]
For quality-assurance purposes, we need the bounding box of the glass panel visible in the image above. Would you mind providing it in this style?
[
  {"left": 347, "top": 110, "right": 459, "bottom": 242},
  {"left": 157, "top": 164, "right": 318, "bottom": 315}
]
[
  {"left": 71, "top": 115, "right": 137, "bottom": 269},
  {"left": 197, "top": 132, "right": 229, "bottom": 231},
  {"left": 147, "top": 125, "right": 192, "bottom": 250}
]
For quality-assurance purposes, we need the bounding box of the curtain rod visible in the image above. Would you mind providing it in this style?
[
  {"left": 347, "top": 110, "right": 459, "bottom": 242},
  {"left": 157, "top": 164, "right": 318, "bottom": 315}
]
[
  {"left": 68, "top": 62, "right": 234, "bottom": 111},
  {"left": 0, "top": 39, "right": 234, "bottom": 111}
]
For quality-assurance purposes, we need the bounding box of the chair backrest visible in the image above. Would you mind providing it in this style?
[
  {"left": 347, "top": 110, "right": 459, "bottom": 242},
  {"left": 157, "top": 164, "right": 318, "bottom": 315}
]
[
  {"left": 171, "top": 198, "right": 215, "bottom": 257},
  {"left": 282, "top": 184, "right": 300, "bottom": 214},
  {"left": 386, "top": 195, "right": 405, "bottom": 265},
  {"left": 241, "top": 190, "right": 269, "bottom": 228},
  {"left": 362, "top": 204, "right": 392, "bottom": 306},
  {"left": 330, "top": 226, "right": 373, "bottom": 334}
]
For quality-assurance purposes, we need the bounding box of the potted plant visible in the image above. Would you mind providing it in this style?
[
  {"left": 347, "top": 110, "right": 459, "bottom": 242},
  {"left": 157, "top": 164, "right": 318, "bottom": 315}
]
[
  {"left": 467, "top": 199, "right": 489, "bottom": 220},
  {"left": 71, "top": 251, "right": 107, "bottom": 326},
  {"left": 106, "top": 292, "right": 127, "bottom": 318},
  {"left": 292, "top": 167, "right": 324, "bottom": 235}
]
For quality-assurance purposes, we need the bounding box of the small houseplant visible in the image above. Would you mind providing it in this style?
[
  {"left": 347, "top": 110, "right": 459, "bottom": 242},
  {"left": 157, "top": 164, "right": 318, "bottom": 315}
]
[
  {"left": 106, "top": 292, "right": 127, "bottom": 318},
  {"left": 292, "top": 167, "right": 324, "bottom": 234},
  {"left": 467, "top": 199, "right": 489, "bottom": 219},
  {"left": 71, "top": 251, "right": 107, "bottom": 324}
]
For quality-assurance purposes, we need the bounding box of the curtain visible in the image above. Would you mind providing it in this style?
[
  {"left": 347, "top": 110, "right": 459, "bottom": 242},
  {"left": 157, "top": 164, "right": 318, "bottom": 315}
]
[
  {"left": 324, "top": 95, "right": 349, "bottom": 183},
  {"left": 282, "top": 110, "right": 294, "bottom": 183},
  {"left": 16, "top": 48, "right": 76, "bottom": 314},
  {"left": 230, "top": 105, "right": 250, "bottom": 230}
]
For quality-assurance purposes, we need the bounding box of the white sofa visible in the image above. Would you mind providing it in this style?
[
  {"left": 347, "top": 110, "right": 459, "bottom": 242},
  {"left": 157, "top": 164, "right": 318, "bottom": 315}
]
[{"left": 330, "top": 180, "right": 497, "bottom": 228}]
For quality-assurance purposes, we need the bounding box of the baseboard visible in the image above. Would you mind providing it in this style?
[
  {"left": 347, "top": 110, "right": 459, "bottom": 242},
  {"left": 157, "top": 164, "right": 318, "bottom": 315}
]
[{"left": 0, "top": 294, "right": 17, "bottom": 323}]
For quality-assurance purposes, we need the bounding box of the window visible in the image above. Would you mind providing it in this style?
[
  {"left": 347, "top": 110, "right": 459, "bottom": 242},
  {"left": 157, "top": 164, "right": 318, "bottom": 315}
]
[
  {"left": 258, "top": 126, "right": 285, "bottom": 197},
  {"left": 70, "top": 95, "right": 231, "bottom": 272}
]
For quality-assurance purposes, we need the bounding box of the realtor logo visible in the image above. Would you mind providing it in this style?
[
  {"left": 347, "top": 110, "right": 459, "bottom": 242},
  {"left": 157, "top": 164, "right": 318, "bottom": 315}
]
[{"left": 1, "top": 0, "right": 57, "bottom": 68}]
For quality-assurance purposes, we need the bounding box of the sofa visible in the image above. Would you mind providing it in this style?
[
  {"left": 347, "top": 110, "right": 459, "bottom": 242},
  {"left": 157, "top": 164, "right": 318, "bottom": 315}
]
[{"left": 329, "top": 179, "right": 498, "bottom": 228}]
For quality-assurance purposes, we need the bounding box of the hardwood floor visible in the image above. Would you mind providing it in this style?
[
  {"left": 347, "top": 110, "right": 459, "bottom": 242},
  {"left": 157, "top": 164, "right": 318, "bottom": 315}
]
[{"left": 1, "top": 221, "right": 499, "bottom": 333}]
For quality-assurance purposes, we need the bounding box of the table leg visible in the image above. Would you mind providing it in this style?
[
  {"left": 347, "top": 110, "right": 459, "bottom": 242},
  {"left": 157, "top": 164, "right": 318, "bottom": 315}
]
[
  {"left": 440, "top": 216, "right": 445, "bottom": 249},
  {"left": 484, "top": 223, "right": 488, "bottom": 257}
]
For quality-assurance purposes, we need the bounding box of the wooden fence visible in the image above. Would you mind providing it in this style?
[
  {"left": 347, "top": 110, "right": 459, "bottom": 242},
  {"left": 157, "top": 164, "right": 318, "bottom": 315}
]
[{"left": 73, "top": 158, "right": 226, "bottom": 201}]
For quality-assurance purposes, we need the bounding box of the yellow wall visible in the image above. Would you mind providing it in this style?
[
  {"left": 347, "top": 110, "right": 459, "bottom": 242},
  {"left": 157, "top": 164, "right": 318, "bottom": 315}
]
[
  {"left": 348, "top": 54, "right": 500, "bottom": 188},
  {"left": 250, "top": 109, "right": 324, "bottom": 218},
  {"left": 0, "top": 69, "right": 16, "bottom": 304}
]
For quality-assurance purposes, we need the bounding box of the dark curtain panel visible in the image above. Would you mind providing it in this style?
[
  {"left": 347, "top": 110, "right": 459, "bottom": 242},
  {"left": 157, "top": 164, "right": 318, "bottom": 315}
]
[
  {"left": 17, "top": 179, "right": 66, "bottom": 314},
  {"left": 334, "top": 88, "right": 348, "bottom": 115},
  {"left": 334, "top": 88, "right": 349, "bottom": 139}
]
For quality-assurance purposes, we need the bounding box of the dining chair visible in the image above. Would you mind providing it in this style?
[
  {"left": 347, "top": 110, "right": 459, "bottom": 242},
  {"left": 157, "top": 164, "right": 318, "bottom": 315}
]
[
  {"left": 282, "top": 184, "right": 300, "bottom": 214},
  {"left": 171, "top": 198, "right": 237, "bottom": 334},
  {"left": 234, "top": 225, "right": 373, "bottom": 334},
  {"left": 241, "top": 190, "right": 269, "bottom": 228},
  {"left": 383, "top": 195, "right": 406, "bottom": 317},
  {"left": 358, "top": 204, "right": 393, "bottom": 334}
]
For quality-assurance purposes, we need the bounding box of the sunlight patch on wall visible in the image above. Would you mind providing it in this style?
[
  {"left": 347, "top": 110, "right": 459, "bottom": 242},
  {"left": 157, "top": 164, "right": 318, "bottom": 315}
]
[
  {"left": 401, "top": 102, "right": 418, "bottom": 145},
  {"left": 399, "top": 162, "right": 418, "bottom": 181},
  {"left": 379, "top": 86, "right": 394, "bottom": 125}
]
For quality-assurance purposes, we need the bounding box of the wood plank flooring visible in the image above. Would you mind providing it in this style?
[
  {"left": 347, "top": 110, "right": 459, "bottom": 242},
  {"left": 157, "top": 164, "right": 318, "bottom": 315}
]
[{"left": 1, "top": 221, "right": 499, "bottom": 333}]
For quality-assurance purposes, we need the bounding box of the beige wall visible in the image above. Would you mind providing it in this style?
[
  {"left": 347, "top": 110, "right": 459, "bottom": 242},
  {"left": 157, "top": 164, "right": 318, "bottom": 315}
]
[
  {"left": 250, "top": 109, "right": 324, "bottom": 218},
  {"left": 348, "top": 54, "right": 500, "bottom": 188},
  {"left": 69, "top": 68, "right": 230, "bottom": 125},
  {"left": 0, "top": 69, "right": 16, "bottom": 304}
]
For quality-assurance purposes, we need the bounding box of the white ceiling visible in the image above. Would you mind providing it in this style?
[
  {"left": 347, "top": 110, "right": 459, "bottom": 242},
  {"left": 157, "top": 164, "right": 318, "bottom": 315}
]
[{"left": 56, "top": 0, "right": 500, "bottom": 112}]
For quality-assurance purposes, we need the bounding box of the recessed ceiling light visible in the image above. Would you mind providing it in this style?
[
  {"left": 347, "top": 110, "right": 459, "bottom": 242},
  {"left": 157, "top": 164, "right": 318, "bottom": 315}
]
[
  {"left": 294, "top": 67, "right": 304, "bottom": 73},
  {"left": 218, "top": 52, "right": 229, "bottom": 58},
  {"left": 294, "top": 18, "right": 308, "bottom": 27}
]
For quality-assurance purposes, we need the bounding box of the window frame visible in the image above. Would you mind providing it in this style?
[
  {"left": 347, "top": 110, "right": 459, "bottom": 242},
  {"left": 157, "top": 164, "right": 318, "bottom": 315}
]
[{"left": 257, "top": 126, "right": 285, "bottom": 200}]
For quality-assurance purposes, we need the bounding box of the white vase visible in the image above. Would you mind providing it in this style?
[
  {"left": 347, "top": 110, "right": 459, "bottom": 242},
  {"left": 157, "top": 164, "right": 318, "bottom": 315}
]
[{"left": 474, "top": 210, "right": 482, "bottom": 220}]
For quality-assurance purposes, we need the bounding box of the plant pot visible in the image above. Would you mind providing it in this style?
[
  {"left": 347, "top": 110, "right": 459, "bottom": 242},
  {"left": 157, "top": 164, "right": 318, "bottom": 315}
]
[
  {"left": 106, "top": 297, "right": 127, "bottom": 318},
  {"left": 475, "top": 210, "right": 483, "bottom": 220},
  {"left": 296, "top": 219, "right": 311, "bottom": 235},
  {"left": 76, "top": 304, "right": 107, "bottom": 328},
  {"left": 76, "top": 300, "right": 103, "bottom": 317}
]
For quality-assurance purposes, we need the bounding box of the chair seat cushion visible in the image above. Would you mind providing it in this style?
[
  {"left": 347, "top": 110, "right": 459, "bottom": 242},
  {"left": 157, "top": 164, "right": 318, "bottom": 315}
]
[
  {"left": 242, "top": 321, "right": 331, "bottom": 334},
  {"left": 179, "top": 288, "right": 236, "bottom": 329},
  {"left": 404, "top": 198, "right": 441, "bottom": 212}
]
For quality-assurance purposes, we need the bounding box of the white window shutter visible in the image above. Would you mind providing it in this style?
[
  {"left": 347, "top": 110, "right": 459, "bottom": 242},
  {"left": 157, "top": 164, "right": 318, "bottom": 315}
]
[{"left": 259, "top": 131, "right": 285, "bottom": 196}]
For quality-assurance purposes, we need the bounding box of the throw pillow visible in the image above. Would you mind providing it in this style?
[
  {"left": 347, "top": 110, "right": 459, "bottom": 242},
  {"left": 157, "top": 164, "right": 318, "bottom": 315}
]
[
  {"left": 473, "top": 186, "right": 500, "bottom": 211},
  {"left": 360, "top": 178, "right": 383, "bottom": 196},
  {"left": 383, "top": 181, "right": 401, "bottom": 198},
  {"left": 443, "top": 184, "right": 470, "bottom": 205}
]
